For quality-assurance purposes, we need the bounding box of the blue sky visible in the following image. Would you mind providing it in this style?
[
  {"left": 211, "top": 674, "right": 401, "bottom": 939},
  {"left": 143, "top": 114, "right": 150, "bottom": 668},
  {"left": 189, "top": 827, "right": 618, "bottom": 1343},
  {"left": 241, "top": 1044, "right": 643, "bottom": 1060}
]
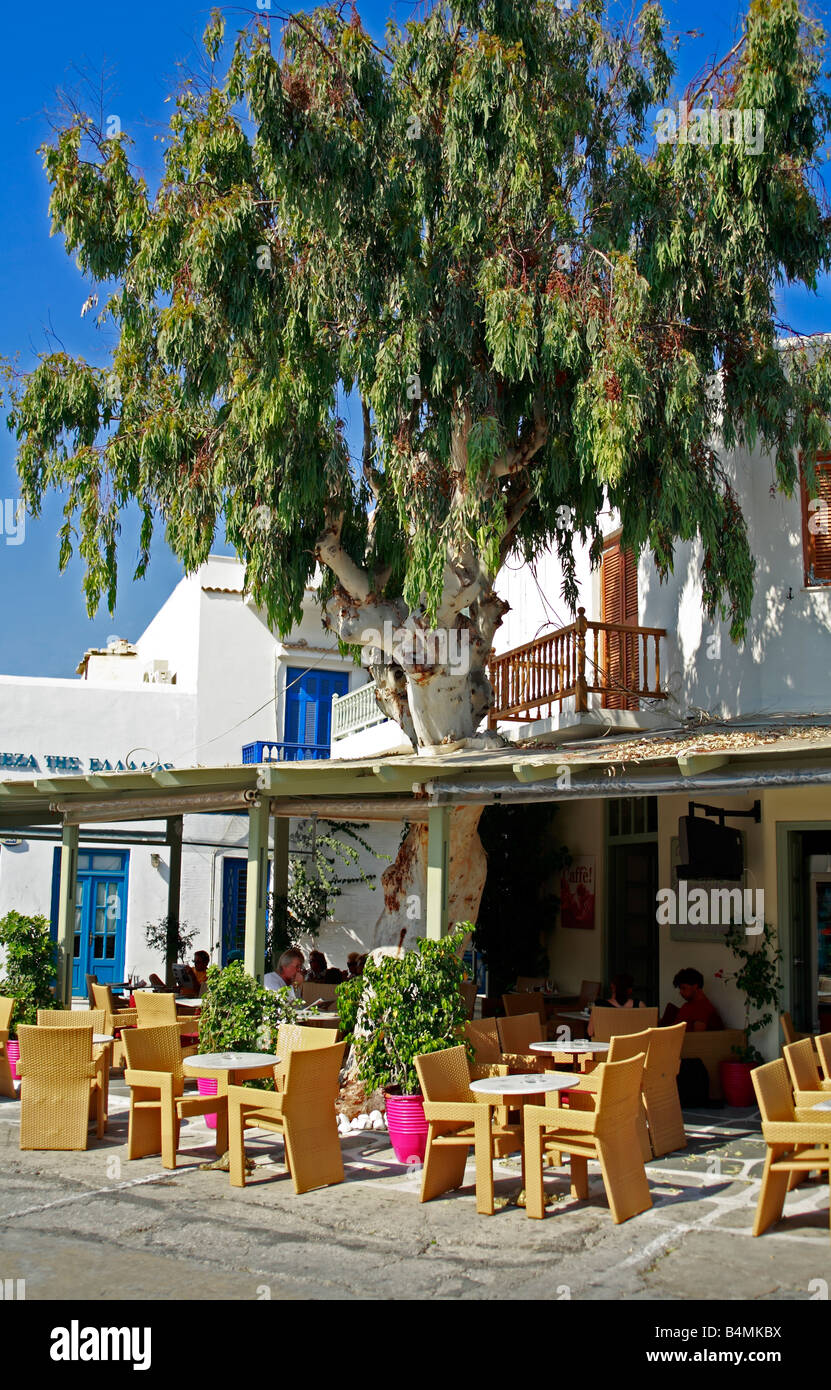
[{"left": 1, "top": 0, "right": 829, "bottom": 676}]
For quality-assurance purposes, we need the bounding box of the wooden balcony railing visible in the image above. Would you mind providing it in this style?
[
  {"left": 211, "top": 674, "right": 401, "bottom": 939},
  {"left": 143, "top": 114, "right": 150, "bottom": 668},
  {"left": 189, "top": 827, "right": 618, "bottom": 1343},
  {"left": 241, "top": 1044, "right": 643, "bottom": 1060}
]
[{"left": 487, "top": 608, "right": 668, "bottom": 726}]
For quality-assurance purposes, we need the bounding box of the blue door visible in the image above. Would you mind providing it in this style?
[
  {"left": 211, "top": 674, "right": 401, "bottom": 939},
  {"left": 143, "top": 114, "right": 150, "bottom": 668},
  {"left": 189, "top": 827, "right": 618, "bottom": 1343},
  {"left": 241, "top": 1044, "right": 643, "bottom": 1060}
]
[
  {"left": 52, "top": 849, "right": 129, "bottom": 995},
  {"left": 221, "top": 857, "right": 247, "bottom": 965},
  {"left": 284, "top": 668, "right": 349, "bottom": 758}
]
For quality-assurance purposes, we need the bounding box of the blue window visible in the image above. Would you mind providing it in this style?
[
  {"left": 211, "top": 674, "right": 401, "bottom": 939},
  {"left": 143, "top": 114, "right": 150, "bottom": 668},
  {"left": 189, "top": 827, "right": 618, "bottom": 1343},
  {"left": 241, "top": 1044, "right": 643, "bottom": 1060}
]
[
  {"left": 221, "top": 858, "right": 248, "bottom": 965},
  {"left": 51, "top": 848, "right": 129, "bottom": 997},
  {"left": 283, "top": 668, "right": 349, "bottom": 759}
]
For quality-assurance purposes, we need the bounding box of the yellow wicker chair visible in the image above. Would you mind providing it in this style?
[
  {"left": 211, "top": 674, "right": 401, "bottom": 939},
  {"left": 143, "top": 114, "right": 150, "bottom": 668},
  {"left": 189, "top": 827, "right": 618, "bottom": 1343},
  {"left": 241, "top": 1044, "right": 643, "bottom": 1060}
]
[
  {"left": 751, "top": 1058, "right": 831, "bottom": 1237},
  {"left": 783, "top": 1038, "right": 831, "bottom": 1107},
  {"left": 497, "top": 1013, "right": 546, "bottom": 1073},
  {"left": 227, "top": 1040, "right": 346, "bottom": 1192},
  {"left": 781, "top": 1012, "right": 811, "bottom": 1047},
  {"left": 589, "top": 1006, "right": 658, "bottom": 1042},
  {"left": 134, "top": 991, "right": 199, "bottom": 1056},
  {"left": 0, "top": 996, "right": 16, "bottom": 1098},
  {"left": 460, "top": 981, "right": 477, "bottom": 1020},
  {"left": 91, "top": 983, "right": 137, "bottom": 1066},
  {"left": 122, "top": 1024, "right": 221, "bottom": 1169},
  {"left": 568, "top": 1025, "right": 686, "bottom": 1160},
  {"left": 815, "top": 1033, "right": 831, "bottom": 1085},
  {"left": 37, "top": 1009, "right": 110, "bottom": 1125},
  {"left": 415, "top": 1044, "right": 522, "bottom": 1216},
  {"left": 272, "top": 1022, "right": 339, "bottom": 1092},
  {"left": 17, "top": 1024, "right": 104, "bottom": 1149},
  {"left": 524, "top": 1052, "right": 652, "bottom": 1225}
]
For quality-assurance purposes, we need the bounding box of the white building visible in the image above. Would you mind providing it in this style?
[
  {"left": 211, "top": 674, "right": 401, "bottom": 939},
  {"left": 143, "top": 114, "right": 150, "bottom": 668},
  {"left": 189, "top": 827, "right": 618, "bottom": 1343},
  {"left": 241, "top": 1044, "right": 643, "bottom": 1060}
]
[{"left": 0, "top": 555, "right": 396, "bottom": 993}]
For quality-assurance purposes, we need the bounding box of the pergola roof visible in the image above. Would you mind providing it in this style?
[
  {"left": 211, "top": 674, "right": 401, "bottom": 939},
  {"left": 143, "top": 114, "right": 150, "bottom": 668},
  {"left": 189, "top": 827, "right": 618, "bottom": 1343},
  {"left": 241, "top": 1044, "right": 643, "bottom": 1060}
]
[{"left": 3, "top": 719, "right": 831, "bottom": 828}]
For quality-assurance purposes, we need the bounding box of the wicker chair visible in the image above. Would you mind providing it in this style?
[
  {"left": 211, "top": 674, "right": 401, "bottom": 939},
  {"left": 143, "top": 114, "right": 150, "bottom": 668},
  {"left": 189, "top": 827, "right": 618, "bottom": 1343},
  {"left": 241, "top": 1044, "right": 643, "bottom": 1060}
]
[
  {"left": 783, "top": 1038, "right": 831, "bottom": 1107},
  {"left": 590, "top": 1006, "right": 658, "bottom": 1042},
  {"left": 524, "top": 1052, "right": 652, "bottom": 1225},
  {"left": 134, "top": 992, "right": 199, "bottom": 1056},
  {"left": 227, "top": 1040, "right": 346, "bottom": 1192},
  {"left": 91, "top": 983, "right": 137, "bottom": 1066},
  {"left": 497, "top": 1013, "right": 546, "bottom": 1073},
  {"left": 0, "top": 996, "right": 16, "bottom": 1098},
  {"left": 37, "top": 1008, "right": 110, "bottom": 1125},
  {"left": 569, "top": 1025, "right": 686, "bottom": 1160},
  {"left": 815, "top": 1033, "right": 831, "bottom": 1086},
  {"left": 301, "top": 981, "right": 338, "bottom": 1006},
  {"left": 516, "top": 976, "right": 546, "bottom": 993},
  {"left": 460, "top": 981, "right": 477, "bottom": 1020},
  {"left": 781, "top": 1012, "right": 811, "bottom": 1047},
  {"left": 272, "top": 1022, "right": 339, "bottom": 1092},
  {"left": 17, "top": 1024, "right": 104, "bottom": 1149},
  {"left": 122, "top": 1024, "right": 221, "bottom": 1169},
  {"left": 579, "top": 980, "right": 602, "bottom": 1008},
  {"left": 751, "top": 1058, "right": 831, "bottom": 1237},
  {"left": 415, "top": 1044, "right": 522, "bottom": 1216}
]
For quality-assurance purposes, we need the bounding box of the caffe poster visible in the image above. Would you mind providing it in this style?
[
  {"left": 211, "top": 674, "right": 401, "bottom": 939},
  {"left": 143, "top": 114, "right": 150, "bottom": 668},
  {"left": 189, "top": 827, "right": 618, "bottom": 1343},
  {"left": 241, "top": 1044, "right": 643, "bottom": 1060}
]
[{"left": 560, "top": 856, "right": 596, "bottom": 930}]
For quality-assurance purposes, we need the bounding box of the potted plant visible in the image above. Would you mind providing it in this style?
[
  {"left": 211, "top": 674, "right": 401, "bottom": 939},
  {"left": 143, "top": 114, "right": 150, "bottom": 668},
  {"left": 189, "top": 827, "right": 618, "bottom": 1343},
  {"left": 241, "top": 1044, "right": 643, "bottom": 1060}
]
[
  {"left": 0, "top": 911, "right": 59, "bottom": 1079},
  {"left": 717, "top": 921, "right": 783, "bottom": 1107},
  {"left": 196, "top": 962, "right": 309, "bottom": 1125},
  {"left": 336, "top": 927, "right": 471, "bottom": 1163}
]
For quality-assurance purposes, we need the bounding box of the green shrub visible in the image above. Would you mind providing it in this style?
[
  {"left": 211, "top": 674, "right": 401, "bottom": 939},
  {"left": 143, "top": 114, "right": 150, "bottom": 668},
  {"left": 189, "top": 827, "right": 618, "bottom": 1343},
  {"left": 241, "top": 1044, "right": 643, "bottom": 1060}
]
[
  {"left": 197, "top": 962, "right": 311, "bottom": 1087},
  {"left": 337, "top": 928, "right": 471, "bottom": 1096},
  {"left": 0, "top": 910, "right": 59, "bottom": 1034}
]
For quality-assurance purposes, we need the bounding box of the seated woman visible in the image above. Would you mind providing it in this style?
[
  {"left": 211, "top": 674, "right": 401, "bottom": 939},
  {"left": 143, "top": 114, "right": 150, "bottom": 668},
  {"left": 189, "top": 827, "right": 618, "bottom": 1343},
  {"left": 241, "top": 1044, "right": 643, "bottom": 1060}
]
[{"left": 587, "top": 972, "right": 645, "bottom": 1037}]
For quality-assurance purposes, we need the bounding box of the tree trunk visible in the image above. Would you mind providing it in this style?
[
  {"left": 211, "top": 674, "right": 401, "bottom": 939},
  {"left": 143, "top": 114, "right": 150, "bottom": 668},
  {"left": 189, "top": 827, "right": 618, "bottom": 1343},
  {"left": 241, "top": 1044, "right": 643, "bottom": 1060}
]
[{"left": 366, "top": 805, "right": 487, "bottom": 951}]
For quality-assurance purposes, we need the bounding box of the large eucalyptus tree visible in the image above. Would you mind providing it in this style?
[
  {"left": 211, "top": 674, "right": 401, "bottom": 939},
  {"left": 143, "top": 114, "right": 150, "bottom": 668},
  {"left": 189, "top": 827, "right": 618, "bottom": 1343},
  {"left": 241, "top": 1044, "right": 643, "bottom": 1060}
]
[{"left": 9, "top": 0, "right": 831, "bottom": 936}]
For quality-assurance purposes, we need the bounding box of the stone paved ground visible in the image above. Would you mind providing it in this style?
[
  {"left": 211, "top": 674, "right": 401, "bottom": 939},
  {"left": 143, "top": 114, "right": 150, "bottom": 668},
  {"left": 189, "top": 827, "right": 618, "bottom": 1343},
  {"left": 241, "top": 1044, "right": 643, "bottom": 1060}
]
[{"left": 1, "top": 1082, "right": 830, "bottom": 1302}]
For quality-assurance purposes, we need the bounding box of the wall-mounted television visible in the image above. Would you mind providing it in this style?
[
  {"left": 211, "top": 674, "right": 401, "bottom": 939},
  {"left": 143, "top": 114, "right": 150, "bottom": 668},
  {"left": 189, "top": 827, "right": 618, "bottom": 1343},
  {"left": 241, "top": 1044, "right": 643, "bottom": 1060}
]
[{"left": 677, "top": 815, "right": 743, "bottom": 882}]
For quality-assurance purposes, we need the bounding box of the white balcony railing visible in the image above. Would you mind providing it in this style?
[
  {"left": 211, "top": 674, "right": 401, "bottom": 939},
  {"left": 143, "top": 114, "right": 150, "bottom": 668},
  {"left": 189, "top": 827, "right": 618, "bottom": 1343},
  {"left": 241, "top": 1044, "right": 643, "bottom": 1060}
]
[{"left": 332, "top": 682, "right": 388, "bottom": 741}]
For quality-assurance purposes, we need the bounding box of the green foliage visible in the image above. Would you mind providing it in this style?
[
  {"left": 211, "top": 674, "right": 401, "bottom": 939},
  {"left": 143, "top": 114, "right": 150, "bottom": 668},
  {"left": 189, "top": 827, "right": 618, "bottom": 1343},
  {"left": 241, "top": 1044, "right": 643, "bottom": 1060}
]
[
  {"left": 0, "top": 911, "right": 59, "bottom": 1034},
  {"left": 267, "top": 818, "right": 383, "bottom": 959},
  {"left": 474, "top": 805, "right": 571, "bottom": 997},
  {"left": 7, "top": 0, "right": 831, "bottom": 649},
  {"left": 143, "top": 915, "right": 197, "bottom": 965},
  {"left": 197, "top": 961, "right": 309, "bottom": 1091},
  {"left": 337, "top": 928, "right": 471, "bottom": 1095},
  {"left": 721, "top": 922, "right": 784, "bottom": 1065}
]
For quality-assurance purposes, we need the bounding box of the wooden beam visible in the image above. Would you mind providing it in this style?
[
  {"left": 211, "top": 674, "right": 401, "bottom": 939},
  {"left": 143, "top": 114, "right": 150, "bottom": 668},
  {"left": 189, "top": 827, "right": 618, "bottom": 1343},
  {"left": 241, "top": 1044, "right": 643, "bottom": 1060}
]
[
  {"left": 244, "top": 801, "right": 271, "bottom": 983},
  {"left": 425, "top": 805, "right": 451, "bottom": 940},
  {"left": 52, "top": 789, "right": 259, "bottom": 824},
  {"left": 55, "top": 824, "right": 79, "bottom": 1008}
]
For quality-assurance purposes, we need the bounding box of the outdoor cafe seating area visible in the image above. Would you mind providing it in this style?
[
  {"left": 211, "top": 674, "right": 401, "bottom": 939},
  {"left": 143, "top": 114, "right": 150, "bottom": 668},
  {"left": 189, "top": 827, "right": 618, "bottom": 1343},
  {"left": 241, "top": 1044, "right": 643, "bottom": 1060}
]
[{"left": 3, "top": 987, "right": 831, "bottom": 1239}]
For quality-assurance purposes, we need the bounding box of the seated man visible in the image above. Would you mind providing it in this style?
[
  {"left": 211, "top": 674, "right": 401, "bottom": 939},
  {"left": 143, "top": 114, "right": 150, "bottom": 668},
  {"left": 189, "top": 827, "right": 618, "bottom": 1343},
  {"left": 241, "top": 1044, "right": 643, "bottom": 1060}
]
[
  {"left": 661, "top": 967, "right": 724, "bottom": 1031},
  {"left": 264, "top": 948, "right": 306, "bottom": 1001}
]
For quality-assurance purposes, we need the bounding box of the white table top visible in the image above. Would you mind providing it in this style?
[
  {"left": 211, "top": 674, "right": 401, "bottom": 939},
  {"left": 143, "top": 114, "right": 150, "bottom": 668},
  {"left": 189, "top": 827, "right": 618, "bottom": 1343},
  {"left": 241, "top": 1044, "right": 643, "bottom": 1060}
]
[
  {"left": 298, "top": 1010, "right": 339, "bottom": 1022},
  {"left": 557, "top": 1011, "right": 591, "bottom": 1022},
  {"left": 469, "top": 1072, "right": 576, "bottom": 1097},
  {"left": 93, "top": 1034, "right": 114, "bottom": 1044},
  {"left": 175, "top": 997, "right": 202, "bottom": 1007},
  {"left": 183, "top": 1052, "right": 281, "bottom": 1072},
  {"left": 811, "top": 1098, "right": 831, "bottom": 1112},
  {"left": 529, "top": 1039, "right": 609, "bottom": 1054}
]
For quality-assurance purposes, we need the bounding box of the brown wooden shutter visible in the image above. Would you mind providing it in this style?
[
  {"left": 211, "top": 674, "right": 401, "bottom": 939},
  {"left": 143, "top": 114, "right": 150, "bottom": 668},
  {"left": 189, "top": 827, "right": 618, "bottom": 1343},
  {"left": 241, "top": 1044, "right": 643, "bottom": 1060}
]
[
  {"left": 602, "top": 538, "right": 639, "bottom": 710},
  {"left": 801, "top": 457, "right": 831, "bottom": 586}
]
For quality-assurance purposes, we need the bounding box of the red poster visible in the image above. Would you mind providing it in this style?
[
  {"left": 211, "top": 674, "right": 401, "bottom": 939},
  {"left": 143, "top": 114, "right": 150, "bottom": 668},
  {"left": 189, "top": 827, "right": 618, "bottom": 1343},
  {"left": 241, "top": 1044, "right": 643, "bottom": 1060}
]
[{"left": 560, "top": 856, "right": 596, "bottom": 930}]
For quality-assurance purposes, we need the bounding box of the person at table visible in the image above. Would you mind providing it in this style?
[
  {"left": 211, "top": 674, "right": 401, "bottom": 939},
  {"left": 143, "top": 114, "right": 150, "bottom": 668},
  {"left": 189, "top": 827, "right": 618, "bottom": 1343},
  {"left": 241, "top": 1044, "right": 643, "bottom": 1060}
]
[
  {"left": 178, "top": 950, "right": 210, "bottom": 997},
  {"left": 586, "top": 973, "right": 646, "bottom": 1037},
  {"left": 346, "top": 952, "right": 366, "bottom": 978},
  {"left": 660, "top": 967, "right": 724, "bottom": 1031},
  {"left": 264, "top": 948, "right": 306, "bottom": 1000}
]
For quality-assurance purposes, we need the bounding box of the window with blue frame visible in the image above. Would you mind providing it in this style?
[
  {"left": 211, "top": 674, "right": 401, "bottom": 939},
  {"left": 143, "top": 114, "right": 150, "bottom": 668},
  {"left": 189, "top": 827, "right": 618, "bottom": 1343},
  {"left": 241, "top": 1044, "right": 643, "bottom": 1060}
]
[
  {"left": 221, "top": 857, "right": 273, "bottom": 967},
  {"left": 283, "top": 667, "right": 349, "bottom": 758}
]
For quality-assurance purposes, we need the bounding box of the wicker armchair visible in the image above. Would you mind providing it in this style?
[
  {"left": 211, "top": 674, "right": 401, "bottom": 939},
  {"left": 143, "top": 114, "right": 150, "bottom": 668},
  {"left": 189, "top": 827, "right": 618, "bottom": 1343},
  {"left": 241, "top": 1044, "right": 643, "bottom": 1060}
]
[
  {"left": 272, "top": 1022, "right": 339, "bottom": 1092},
  {"left": 751, "top": 1058, "right": 831, "bottom": 1237},
  {"left": 496, "top": 1013, "right": 546, "bottom": 1073},
  {"left": 815, "top": 1033, "right": 831, "bottom": 1085},
  {"left": 37, "top": 1008, "right": 110, "bottom": 1126},
  {"left": 227, "top": 1040, "right": 346, "bottom": 1192},
  {"left": 415, "top": 1044, "right": 522, "bottom": 1216},
  {"left": 783, "top": 1038, "right": 831, "bottom": 1107},
  {"left": 781, "top": 1012, "right": 812, "bottom": 1047},
  {"left": 589, "top": 1006, "right": 658, "bottom": 1042},
  {"left": 17, "top": 1024, "right": 104, "bottom": 1150},
  {"left": 0, "top": 996, "right": 15, "bottom": 1098},
  {"left": 122, "top": 1024, "right": 221, "bottom": 1169},
  {"left": 91, "top": 983, "right": 137, "bottom": 1066},
  {"left": 134, "top": 992, "right": 199, "bottom": 1056},
  {"left": 524, "top": 1052, "right": 652, "bottom": 1225},
  {"left": 567, "top": 1025, "right": 686, "bottom": 1160}
]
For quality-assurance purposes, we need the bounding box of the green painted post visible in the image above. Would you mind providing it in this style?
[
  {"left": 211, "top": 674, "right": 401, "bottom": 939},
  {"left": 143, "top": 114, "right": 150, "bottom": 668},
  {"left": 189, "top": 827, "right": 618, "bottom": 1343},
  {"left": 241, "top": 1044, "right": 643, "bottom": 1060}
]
[
  {"left": 426, "top": 805, "right": 451, "bottom": 940},
  {"left": 56, "top": 823, "right": 79, "bottom": 1007},
  {"left": 244, "top": 801, "right": 270, "bottom": 982}
]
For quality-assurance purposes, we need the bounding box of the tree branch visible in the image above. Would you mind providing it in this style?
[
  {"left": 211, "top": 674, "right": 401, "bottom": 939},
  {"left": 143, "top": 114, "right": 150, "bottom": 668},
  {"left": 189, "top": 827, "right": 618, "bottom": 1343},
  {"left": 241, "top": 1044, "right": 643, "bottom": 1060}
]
[{"left": 492, "top": 395, "right": 548, "bottom": 478}]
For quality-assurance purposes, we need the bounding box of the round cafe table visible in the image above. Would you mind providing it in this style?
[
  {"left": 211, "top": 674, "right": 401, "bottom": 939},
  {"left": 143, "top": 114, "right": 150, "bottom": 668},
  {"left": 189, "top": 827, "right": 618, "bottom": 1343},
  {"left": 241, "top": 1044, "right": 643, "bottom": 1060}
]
[
  {"left": 530, "top": 1039, "right": 609, "bottom": 1070},
  {"left": 469, "top": 1072, "right": 576, "bottom": 1190},
  {"left": 183, "top": 1053, "right": 281, "bottom": 1153}
]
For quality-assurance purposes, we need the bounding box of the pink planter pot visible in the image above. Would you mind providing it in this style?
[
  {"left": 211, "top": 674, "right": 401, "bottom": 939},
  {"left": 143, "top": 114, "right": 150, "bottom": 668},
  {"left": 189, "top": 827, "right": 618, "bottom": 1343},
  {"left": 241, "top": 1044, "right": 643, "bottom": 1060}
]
[
  {"left": 720, "top": 1060, "right": 755, "bottom": 1108},
  {"left": 385, "top": 1092, "right": 428, "bottom": 1165},
  {"left": 197, "top": 1076, "right": 218, "bottom": 1129},
  {"left": 6, "top": 1040, "right": 20, "bottom": 1082}
]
